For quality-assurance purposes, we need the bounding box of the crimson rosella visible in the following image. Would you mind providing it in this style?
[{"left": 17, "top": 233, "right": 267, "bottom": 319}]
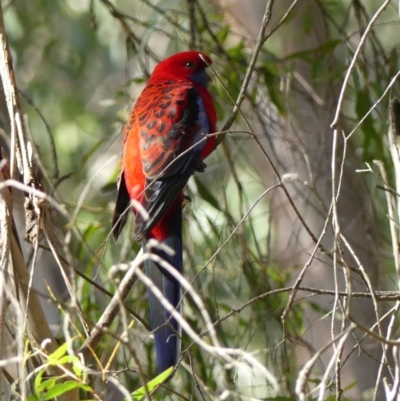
[{"left": 112, "top": 51, "right": 217, "bottom": 373}]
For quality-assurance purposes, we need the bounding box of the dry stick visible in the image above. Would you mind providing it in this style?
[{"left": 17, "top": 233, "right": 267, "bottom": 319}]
[
  {"left": 388, "top": 98, "right": 400, "bottom": 244},
  {"left": 204, "top": 184, "right": 280, "bottom": 275},
  {"left": 318, "top": 324, "right": 352, "bottom": 401},
  {"left": 8, "top": 218, "right": 72, "bottom": 390},
  {"left": 206, "top": 0, "right": 336, "bottom": 340},
  {"left": 383, "top": 347, "right": 400, "bottom": 401},
  {"left": 295, "top": 324, "right": 356, "bottom": 401},
  {"left": 346, "top": 316, "right": 400, "bottom": 346},
  {"left": 207, "top": 134, "right": 380, "bottom": 321},
  {"left": 340, "top": 302, "right": 400, "bottom": 375},
  {"left": 181, "top": 361, "right": 213, "bottom": 400},
  {"left": 330, "top": 128, "right": 350, "bottom": 401},
  {"left": 333, "top": 133, "right": 352, "bottom": 401},
  {"left": 9, "top": 234, "right": 55, "bottom": 341},
  {"left": 6, "top": 241, "right": 28, "bottom": 398},
  {"left": 281, "top": 203, "right": 332, "bottom": 322},
  {"left": 44, "top": 228, "right": 91, "bottom": 337},
  {"left": 332, "top": 122, "right": 374, "bottom": 340},
  {"left": 99, "top": 0, "right": 160, "bottom": 71},
  {"left": 72, "top": 265, "right": 150, "bottom": 330},
  {"left": 0, "top": 6, "right": 79, "bottom": 400},
  {"left": 0, "top": 171, "right": 39, "bottom": 392},
  {"left": 335, "top": 158, "right": 383, "bottom": 343},
  {"left": 373, "top": 99, "right": 400, "bottom": 401},
  {"left": 183, "top": 285, "right": 400, "bottom": 359},
  {"left": 220, "top": 0, "right": 276, "bottom": 136},
  {"left": 0, "top": 179, "right": 67, "bottom": 216},
  {"left": 0, "top": 2, "right": 40, "bottom": 240},
  {"left": 331, "top": 0, "right": 392, "bottom": 128},
  {"left": 207, "top": 1, "right": 364, "bottom": 328},
  {"left": 346, "top": 70, "right": 400, "bottom": 140},
  {"left": 210, "top": 69, "right": 340, "bottom": 324},
  {"left": 19, "top": 91, "right": 59, "bottom": 180},
  {"left": 0, "top": 168, "right": 12, "bottom": 395},
  {"left": 30, "top": 242, "right": 150, "bottom": 331},
  {"left": 0, "top": 179, "right": 125, "bottom": 300},
  {"left": 265, "top": 0, "right": 299, "bottom": 40},
  {"left": 327, "top": 3, "right": 391, "bottom": 399},
  {"left": 187, "top": 0, "right": 197, "bottom": 50},
  {"left": 132, "top": 249, "right": 279, "bottom": 390},
  {"left": 79, "top": 249, "right": 143, "bottom": 362}
]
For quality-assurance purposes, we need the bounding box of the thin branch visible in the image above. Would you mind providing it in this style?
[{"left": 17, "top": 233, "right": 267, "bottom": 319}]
[
  {"left": 187, "top": 0, "right": 197, "bottom": 49},
  {"left": 79, "top": 249, "right": 143, "bottom": 362},
  {"left": 220, "top": 0, "right": 276, "bottom": 134},
  {"left": 331, "top": 0, "right": 392, "bottom": 128}
]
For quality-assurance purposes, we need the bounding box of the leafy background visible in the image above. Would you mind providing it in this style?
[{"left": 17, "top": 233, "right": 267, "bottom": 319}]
[{"left": 1, "top": 0, "right": 400, "bottom": 400}]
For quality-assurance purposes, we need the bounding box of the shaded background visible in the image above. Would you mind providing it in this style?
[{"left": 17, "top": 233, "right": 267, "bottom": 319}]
[{"left": 2, "top": 0, "right": 400, "bottom": 400}]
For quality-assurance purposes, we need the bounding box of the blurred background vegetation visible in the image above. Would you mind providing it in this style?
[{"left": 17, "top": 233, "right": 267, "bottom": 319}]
[{"left": 2, "top": 0, "right": 400, "bottom": 400}]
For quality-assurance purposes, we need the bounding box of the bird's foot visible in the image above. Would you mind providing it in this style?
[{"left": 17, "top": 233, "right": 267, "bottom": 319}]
[
  {"left": 195, "top": 161, "right": 207, "bottom": 172},
  {"left": 182, "top": 194, "right": 192, "bottom": 208}
]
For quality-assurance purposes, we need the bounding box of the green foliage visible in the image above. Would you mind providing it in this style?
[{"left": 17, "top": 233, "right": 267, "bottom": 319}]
[
  {"left": 27, "top": 341, "right": 90, "bottom": 401},
  {"left": 130, "top": 367, "right": 173, "bottom": 400},
  {"left": 3, "top": 0, "right": 400, "bottom": 400}
]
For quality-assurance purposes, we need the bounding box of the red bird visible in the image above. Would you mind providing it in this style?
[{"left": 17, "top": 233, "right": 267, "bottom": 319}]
[{"left": 112, "top": 51, "right": 217, "bottom": 373}]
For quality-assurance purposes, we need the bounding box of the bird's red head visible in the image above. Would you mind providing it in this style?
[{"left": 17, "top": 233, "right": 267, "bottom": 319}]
[{"left": 150, "top": 51, "right": 213, "bottom": 88}]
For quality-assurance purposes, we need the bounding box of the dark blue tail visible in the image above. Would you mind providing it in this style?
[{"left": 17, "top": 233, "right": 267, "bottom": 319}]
[{"left": 143, "top": 206, "right": 183, "bottom": 373}]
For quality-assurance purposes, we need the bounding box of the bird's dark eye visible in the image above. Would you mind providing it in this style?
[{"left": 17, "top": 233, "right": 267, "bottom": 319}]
[{"left": 185, "top": 61, "right": 196, "bottom": 68}]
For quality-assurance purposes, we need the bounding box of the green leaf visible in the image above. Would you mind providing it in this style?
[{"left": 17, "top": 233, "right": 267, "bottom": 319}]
[
  {"left": 128, "top": 77, "right": 145, "bottom": 85},
  {"left": 302, "top": 4, "right": 313, "bottom": 33},
  {"left": 195, "top": 177, "right": 220, "bottom": 210},
  {"left": 47, "top": 341, "right": 69, "bottom": 363},
  {"left": 131, "top": 367, "right": 173, "bottom": 400},
  {"left": 44, "top": 381, "right": 91, "bottom": 400},
  {"left": 258, "top": 62, "right": 286, "bottom": 116},
  {"left": 81, "top": 138, "right": 104, "bottom": 170},
  {"left": 388, "top": 47, "right": 399, "bottom": 78},
  {"left": 101, "top": 181, "right": 117, "bottom": 193},
  {"left": 284, "top": 39, "right": 341, "bottom": 62},
  {"left": 308, "top": 301, "right": 325, "bottom": 314},
  {"left": 216, "top": 26, "right": 230, "bottom": 43},
  {"left": 38, "top": 378, "right": 57, "bottom": 392},
  {"left": 70, "top": 355, "right": 84, "bottom": 377},
  {"left": 226, "top": 40, "right": 245, "bottom": 58},
  {"left": 344, "top": 381, "right": 357, "bottom": 391},
  {"left": 352, "top": 65, "right": 361, "bottom": 91},
  {"left": 34, "top": 368, "right": 46, "bottom": 396},
  {"left": 205, "top": 214, "right": 221, "bottom": 243},
  {"left": 355, "top": 86, "right": 382, "bottom": 160}
]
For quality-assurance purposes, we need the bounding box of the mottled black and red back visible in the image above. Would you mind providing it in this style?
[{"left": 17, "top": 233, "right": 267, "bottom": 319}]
[
  {"left": 129, "top": 80, "right": 208, "bottom": 240},
  {"left": 136, "top": 81, "right": 200, "bottom": 179}
]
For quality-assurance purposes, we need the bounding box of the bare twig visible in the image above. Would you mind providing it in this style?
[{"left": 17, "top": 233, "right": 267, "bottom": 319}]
[
  {"left": 0, "top": 2, "right": 45, "bottom": 244},
  {"left": 331, "top": 0, "right": 392, "bottom": 128},
  {"left": 134, "top": 246, "right": 279, "bottom": 391},
  {"left": 220, "top": 0, "right": 276, "bottom": 135},
  {"left": 0, "top": 4, "right": 79, "bottom": 399},
  {"left": 187, "top": 0, "right": 197, "bottom": 49},
  {"left": 296, "top": 325, "right": 356, "bottom": 401},
  {"left": 373, "top": 98, "right": 400, "bottom": 401},
  {"left": 79, "top": 249, "right": 143, "bottom": 362}
]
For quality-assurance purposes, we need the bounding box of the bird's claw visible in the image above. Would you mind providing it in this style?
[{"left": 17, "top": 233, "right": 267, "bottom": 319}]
[
  {"left": 182, "top": 194, "right": 192, "bottom": 208},
  {"left": 196, "top": 161, "right": 207, "bottom": 172}
]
